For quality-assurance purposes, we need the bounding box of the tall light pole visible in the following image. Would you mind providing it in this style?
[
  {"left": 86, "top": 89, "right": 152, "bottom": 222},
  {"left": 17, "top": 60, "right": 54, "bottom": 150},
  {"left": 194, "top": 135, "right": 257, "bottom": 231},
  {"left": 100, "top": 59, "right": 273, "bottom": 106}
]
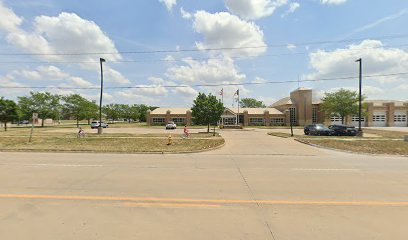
[
  {"left": 355, "top": 58, "right": 363, "bottom": 136},
  {"left": 98, "top": 58, "right": 106, "bottom": 134}
]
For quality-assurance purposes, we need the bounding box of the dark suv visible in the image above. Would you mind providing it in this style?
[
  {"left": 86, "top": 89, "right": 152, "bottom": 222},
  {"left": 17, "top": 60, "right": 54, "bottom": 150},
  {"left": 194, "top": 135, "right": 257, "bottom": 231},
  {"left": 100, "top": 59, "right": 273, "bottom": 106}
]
[
  {"left": 328, "top": 125, "right": 357, "bottom": 136},
  {"left": 304, "top": 124, "right": 334, "bottom": 136}
]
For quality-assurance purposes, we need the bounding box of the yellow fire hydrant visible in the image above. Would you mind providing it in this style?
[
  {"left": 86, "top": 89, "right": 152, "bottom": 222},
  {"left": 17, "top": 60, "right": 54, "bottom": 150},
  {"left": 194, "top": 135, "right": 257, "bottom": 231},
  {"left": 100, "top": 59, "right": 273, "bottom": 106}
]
[{"left": 167, "top": 135, "right": 172, "bottom": 145}]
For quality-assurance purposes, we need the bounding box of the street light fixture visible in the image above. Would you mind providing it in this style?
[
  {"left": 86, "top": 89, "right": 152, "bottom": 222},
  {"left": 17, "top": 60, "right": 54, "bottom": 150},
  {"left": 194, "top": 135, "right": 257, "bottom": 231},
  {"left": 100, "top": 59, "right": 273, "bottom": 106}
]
[
  {"left": 98, "top": 58, "right": 106, "bottom": 135},
  {"left": 355, "top": 58, "right": 363, "bottom": 136}
]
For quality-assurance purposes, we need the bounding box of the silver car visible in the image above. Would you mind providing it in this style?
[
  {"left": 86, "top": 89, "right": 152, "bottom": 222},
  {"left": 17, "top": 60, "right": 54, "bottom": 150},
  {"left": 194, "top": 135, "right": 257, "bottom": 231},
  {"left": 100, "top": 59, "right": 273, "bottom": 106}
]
[{"left": 165, "top": 121, "right": 177, "bottom": 130}]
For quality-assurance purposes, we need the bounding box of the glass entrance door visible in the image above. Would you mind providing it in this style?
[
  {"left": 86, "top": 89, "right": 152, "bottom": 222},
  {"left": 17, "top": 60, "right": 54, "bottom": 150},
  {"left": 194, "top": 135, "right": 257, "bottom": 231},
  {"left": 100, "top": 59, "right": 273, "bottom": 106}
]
[{"left": 223, "top": 117, "right": 236, "bottom": 125}]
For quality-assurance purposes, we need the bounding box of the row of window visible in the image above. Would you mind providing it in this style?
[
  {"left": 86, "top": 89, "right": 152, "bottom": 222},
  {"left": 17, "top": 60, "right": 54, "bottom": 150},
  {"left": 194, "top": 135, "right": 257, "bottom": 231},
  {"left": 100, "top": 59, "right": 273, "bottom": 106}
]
[
  {"left": 331, "top": 115, "right": 407, "bottom": 122},
  {"left": 247, "top": 118, "right": 285, "bottom": 126},
  {"left": 152, "top": 118, "right": 186, "bottom": 124}
]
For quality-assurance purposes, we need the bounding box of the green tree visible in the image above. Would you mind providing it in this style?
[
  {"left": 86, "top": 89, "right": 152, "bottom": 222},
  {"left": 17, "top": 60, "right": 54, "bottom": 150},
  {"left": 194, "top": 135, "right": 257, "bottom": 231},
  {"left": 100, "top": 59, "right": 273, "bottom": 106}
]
[
  {"left": 0, "top": 97, "right": 19, "bottom": 131},
  {"left": 138, "top": 104, "right": 157, "bottom": 122},
  {"left": 18, "top": 92, "right": 61, "bottom": 127},
  {"left": 82, "top": 100, "right": 99, "bottom": 125},
  {"left": 239, "top": 98, "right": 266, "bottom": 108},
  {"left": 103, "top": 103, "right": 123, "bottom": 122},
  {"left": 122, "top": 104, "right": 140, "bottom": 122},
  {"left": 62, "top": 94, "right": 97, "bottom": 127},
  {"left": 191, "top": 93, "right": 224, "bottom": 133},
  {"left": 320, "top": 89, "right": 365, "bottom": 124}
]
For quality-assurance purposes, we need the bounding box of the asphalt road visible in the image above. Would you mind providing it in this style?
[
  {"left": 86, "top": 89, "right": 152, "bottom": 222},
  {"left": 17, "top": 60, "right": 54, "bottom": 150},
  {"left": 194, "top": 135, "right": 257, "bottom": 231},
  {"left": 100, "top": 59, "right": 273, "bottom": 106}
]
[{"left": 0, "top": 129, "right": 407, "bottom": 240}]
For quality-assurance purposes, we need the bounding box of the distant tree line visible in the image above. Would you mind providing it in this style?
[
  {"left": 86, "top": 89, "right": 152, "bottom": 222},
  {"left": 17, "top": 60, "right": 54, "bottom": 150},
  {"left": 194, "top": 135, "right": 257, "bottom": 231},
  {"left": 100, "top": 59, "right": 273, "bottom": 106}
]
[{"left": 0, "top": 92, "right": 157, "bottom": 130}]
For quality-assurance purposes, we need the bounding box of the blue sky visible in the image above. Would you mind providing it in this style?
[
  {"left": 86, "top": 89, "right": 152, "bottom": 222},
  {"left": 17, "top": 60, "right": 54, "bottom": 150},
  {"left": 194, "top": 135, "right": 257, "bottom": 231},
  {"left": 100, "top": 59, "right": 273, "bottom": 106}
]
[{"left": 0, "top": 0, "right": 407, "bottom": 107}]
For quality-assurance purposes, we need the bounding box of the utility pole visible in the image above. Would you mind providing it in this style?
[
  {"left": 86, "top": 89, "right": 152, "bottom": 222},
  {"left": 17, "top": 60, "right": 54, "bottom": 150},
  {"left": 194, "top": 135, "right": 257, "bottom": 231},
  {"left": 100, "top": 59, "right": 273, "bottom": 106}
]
[
  {"left": 355, "top": 58, "right": 363, "bottom": 136},
  {"left": 98, "top": 58, "right": 105, "bottom": 134}
]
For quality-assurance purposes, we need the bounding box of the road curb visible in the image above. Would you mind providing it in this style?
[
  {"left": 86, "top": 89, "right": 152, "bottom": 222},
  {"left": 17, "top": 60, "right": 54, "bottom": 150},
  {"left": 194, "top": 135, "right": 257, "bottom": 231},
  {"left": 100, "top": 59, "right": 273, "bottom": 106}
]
[
  {"left": 294, "top": 138, "right": 408, "bottom": 158},
  {"left": 0, "top": 140, "right": 226, "bottom": 155}
]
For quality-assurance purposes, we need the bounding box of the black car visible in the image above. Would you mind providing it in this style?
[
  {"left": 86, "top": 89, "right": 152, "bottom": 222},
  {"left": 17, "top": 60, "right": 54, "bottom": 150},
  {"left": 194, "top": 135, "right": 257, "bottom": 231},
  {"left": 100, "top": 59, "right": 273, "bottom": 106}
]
[
  {"left": 304, "top": 124, "right": 317, "bottom": 135},
  {"left": 304, "top": 124, "right": 328, "bottom": 135},
  {"left": 328, "top": 125, "right": 357, "bottom": 136},
  {"left": 308, "top": 124, "right": 334, "bottom": 136}
]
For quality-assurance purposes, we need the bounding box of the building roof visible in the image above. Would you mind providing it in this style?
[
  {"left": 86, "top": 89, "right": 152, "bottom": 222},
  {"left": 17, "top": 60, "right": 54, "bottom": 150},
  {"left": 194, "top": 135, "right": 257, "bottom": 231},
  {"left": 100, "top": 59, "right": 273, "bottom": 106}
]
[
  {"left": 228, "top": 108, "right": 283, "bottom": 115},
  {"left": 150, "top": 107, "right": 283, "bottom": 115},
  {"left": 270, "top": 97, "right": 292, "bottom": 107},
  {"left": 150, "top": 108, "right": 190, "bottom": 115}
]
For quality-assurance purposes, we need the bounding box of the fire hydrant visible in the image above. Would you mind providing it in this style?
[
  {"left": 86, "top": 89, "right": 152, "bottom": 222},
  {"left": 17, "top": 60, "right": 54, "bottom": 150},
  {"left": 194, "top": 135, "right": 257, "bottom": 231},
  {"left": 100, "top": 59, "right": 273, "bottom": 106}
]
[{"left": 167, "top": 135, "right": 172, "bottom": 145}]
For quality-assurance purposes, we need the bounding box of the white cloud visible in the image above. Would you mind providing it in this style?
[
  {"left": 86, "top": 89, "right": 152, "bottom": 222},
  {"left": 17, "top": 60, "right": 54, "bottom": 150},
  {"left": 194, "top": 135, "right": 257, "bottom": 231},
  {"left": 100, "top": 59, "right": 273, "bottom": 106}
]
[
  {"left": 37, "top": 66, "right": 70, "bottom": 80},
  {"left": 115, "top": 91, "right": 158, "bottom": 105},
  {"left": 180, "top": 7, "right": 192, "bottom": 19},
  {"left": 286, "top": 43, "right": 296, "bottom": 50},
  {"left": 159, "top": 0, "right": 176, "bottom": 11},
  {"left": 193, "top": 11, "right": 266, "bottom": 57},
  {"left": 0, "top": 4, "right": 130, "bottom": 86},
  {"left": 307, "top": 40, "right": 408, "bottom": 84},
  {"left": 320, "top": 0, "right": 347, "bottom": 5},
  {"left": 162, "top": 55, "right": 175, "bottom": 62},
  {"left": 251, "top": 77, "right": 267, "bottom": 83},
  {"left": 166, "top": 56, "right": 246, "bottom": 84},
  {"left": 315, "top": 86, "right": 385, "bottom": 100},
  {"left": 172, "top": 86, "right": 198, "bottom": 97},
  {"left": 0, "top": 1, "right": 23, "bottom": 32},
  {"left": 6, "top": 12, "right": 121, "bottom": 62},
  {"left": 10, "top": 65, "right": 70, "bottom": 81},
  {"left": 281, "top": 2, "right": 300, "bottom": 18},
  {"left": 69, "top": 77, "right": 94, "bottom": 88},
  {"left": 104, "top": 68, "right": 131, "bottom": 85},
  {"left": 133, "top": 85, "right": 168, "bottom": 95},
  {"left": 224, "top": 0, "right": 288, "bottom": 20}
]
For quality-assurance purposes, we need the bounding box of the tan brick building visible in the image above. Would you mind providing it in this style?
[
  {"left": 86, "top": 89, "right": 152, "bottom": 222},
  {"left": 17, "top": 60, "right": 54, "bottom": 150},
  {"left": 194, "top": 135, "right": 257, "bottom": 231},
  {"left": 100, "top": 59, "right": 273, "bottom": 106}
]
[{"left": 147, "top": 88, "right": 408, "bottom": 127}]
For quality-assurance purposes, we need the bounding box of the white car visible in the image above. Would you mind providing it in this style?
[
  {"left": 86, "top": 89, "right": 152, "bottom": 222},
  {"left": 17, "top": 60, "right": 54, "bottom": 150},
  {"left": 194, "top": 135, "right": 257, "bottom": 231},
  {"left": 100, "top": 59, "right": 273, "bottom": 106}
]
[
  {"left": 165, "top": 121, "right": 177, "bottom": 130},
  {"left": 90, "top": 121, "right": 109, "bottom": 129}
]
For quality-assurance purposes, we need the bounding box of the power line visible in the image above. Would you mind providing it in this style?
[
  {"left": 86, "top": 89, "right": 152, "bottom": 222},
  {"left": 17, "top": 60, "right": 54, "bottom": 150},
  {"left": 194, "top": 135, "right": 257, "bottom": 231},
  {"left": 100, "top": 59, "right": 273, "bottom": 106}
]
[
  {"left": 1, "top": 43, "right": 407, "bottom": 65},
  {"left": 0, "top": 34, "right": 407, "bottom": 56},
  {"left": 1, "top": 72, "right": 407, "bottom": 90}
]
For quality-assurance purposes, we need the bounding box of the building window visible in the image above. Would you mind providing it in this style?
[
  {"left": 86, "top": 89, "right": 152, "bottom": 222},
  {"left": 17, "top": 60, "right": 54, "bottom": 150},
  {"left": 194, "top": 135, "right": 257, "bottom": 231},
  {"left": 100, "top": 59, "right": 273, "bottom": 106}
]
[
  {"left": 152, "top": 118, "right": 165, "bottom": 124},
  {"left": 330, "top": 115, "right": 341, "bottom": 122},
  {"left": 172, "top": 118, "right": 185, "bottom": 124},
  {"left": 249, "top": 118, "right": 264, "bottom": 126},
  {"left": 394, "top": 115, "right": 407, "bottom": 122},
  {"left": 289, "top": 107, "right": 296, "bottom": 124},
  {"left": 223, "top": 117, "right": 235, "bottom": 125},
  {"left": 373, "top": 115, "right": 386, "bottom": 122},
  {"left": 352, "top": 116, "right": 365, "bottom": 122},
  {"left": 271, "top": 118, "right": 284, "bottom": 126},
  {"left": 312, "top": 107, "right": 318, "bottom": 123}
]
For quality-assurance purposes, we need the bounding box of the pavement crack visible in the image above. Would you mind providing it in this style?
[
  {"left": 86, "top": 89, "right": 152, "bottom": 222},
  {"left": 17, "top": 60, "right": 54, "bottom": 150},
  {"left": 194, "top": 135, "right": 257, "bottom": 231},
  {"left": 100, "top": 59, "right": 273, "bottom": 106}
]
[{"left": 231, "top": 157, "right": 277, "bottom": 240}]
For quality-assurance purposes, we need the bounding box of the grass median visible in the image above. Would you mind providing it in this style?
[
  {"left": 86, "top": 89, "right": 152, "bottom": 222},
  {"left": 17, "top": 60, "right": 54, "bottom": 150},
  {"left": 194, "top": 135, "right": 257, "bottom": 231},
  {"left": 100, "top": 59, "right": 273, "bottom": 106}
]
[
  {"left": 0, "top": 127, "right": 224, "bottom": 153},
  {"left": 297, "top": 129, "right": 408, "bottom": 155}
]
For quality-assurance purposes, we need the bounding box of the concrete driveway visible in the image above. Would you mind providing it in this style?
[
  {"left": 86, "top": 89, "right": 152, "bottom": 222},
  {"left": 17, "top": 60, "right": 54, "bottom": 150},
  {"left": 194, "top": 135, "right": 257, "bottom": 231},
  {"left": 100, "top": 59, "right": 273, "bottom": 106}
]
[{"left": 0, "top": 128, "right": 407, "bottom": 240}]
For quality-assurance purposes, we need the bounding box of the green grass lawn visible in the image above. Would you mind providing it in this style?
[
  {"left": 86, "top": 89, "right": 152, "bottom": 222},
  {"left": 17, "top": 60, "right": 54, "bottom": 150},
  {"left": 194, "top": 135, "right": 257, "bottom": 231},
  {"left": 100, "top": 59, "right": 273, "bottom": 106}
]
[
  {"left": 295, "top": 129, "right": 408, "bottom": 155},
  {"left": 0, "top": 127, "right": 224, "bottom": 153}
]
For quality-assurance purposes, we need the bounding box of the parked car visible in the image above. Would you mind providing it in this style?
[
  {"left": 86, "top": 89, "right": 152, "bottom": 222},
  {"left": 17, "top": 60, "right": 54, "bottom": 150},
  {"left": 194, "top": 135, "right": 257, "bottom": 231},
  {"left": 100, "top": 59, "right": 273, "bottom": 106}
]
[
  {"left": 165, "top": 121, "right": 177, "bottom": 130},
  {"left": 304, "top": 124, "right": 317, "bottom": 135},
  {"left": 19, "top": 120, "right": 30, "bottom": 124},
  {"left": 309, "top": 124, "right": 334, "bottom": 136},
  {"left": 90, "top": 121, "right": 109, "bottom": 129},
  {"left": 304, "top": 124, "right": 330, "bottom": 135},
  {"left": 328, "top": 124, "right": 357, "bottom": 136}
]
